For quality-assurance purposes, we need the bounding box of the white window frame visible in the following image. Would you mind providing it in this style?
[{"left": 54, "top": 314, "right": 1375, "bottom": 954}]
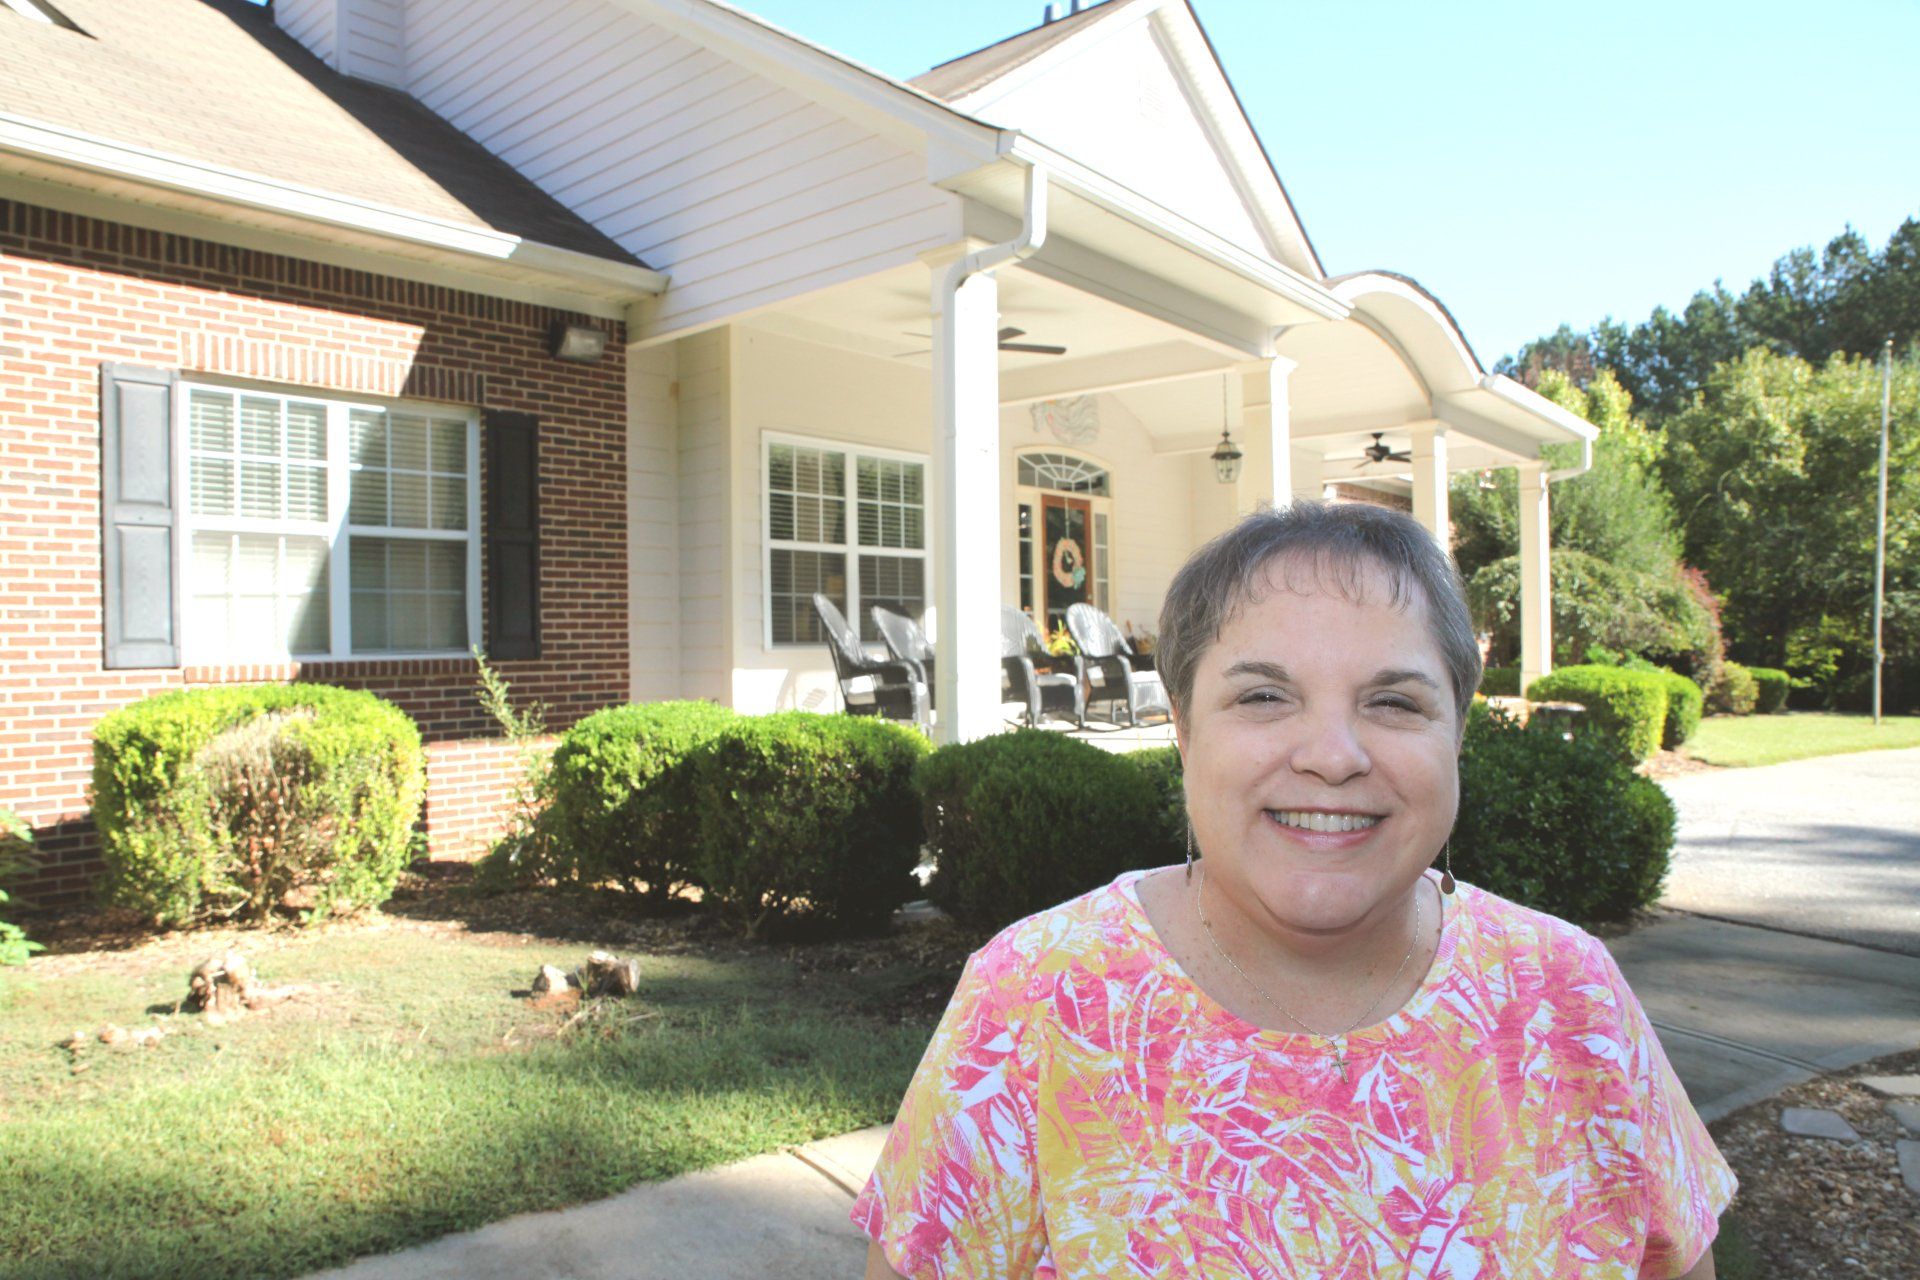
[
  {"left": 761, "top": 431, "right": 930, "bottom": 652},
  {"left": 173, "top": 375, "right": 482, "bottom": 664}
]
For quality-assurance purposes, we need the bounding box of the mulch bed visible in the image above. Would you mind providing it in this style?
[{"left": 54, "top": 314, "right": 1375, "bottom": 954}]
[{"left": 1711, "top": 1046, "right": 1920, "bottom": 1279}]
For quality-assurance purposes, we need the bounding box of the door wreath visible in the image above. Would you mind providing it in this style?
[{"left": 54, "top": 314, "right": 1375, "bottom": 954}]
[{"left": 1051, "top": 536, "right": 1087, "bottom": 590}]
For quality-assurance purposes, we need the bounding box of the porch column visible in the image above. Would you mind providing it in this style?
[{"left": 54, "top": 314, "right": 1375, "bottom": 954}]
[
  {"left": 1518, "top": 461, "right": 1552, "bottom": 693},
  {"left": 1237, "top": 355, "right": 1298, "bottom": 513},
  {"left": 1410, "top": 421, "right": 1451, "bottom": 551},
  {"left": 930, "top": 267, "right": 1004, "bottom": 745}
]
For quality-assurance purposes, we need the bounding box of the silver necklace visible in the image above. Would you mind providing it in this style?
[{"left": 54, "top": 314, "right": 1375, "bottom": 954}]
[{"left": 1192, "top": 862, "right": 1426, "bottom": 1082}]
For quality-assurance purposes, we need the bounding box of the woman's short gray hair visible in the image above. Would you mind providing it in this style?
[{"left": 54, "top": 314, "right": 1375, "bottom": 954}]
[{"left": 1155, "top": 501, "right": 1482, "bottom": 731}]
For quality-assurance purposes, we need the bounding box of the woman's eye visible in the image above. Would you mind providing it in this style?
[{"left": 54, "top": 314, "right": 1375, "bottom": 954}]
[
  {"left": 1371, "top": 696, "right": 1421, "bottom": 713},
  {"left": 1238, "top": 689, "right": 1284, "bottom": 706}
]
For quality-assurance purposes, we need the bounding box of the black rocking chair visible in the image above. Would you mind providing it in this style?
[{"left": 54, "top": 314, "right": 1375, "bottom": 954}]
[
  {"left": 1067, "top": 602, "right": 1172, "bottom": 727},
  {"left": 871, "top": 606, "right": 936, "bottom": 703},
  {"left": 812, "top": 593, "right": 928, "bottom": 726},
  {"left": 1001, "top": 606, "right": 1083, "bottom": 728}
]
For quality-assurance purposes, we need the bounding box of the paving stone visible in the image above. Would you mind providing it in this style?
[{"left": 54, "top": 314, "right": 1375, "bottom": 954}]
[
  {"left": 1899, "top": 1140, "right": 1920, "bottom": 1196},
  {"left": 1780, "top": 1106, "right": 1862, "bottom": 1141},
  {"left": 1887, "top": 1102, "right": 1920, "bottom": 1135},
  {"left": 1858, "top": 1075, "right": 1920, "bottom": 1098}
]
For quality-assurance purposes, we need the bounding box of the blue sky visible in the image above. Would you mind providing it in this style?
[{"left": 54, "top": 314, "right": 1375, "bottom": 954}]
[{"left": 732, "top": 0, "right": 1920, "bottom": 365}]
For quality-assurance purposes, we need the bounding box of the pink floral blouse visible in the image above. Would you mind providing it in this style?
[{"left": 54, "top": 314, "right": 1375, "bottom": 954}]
[{"left": 854, "top": 869, "right": 1736, "bottom": 1279}]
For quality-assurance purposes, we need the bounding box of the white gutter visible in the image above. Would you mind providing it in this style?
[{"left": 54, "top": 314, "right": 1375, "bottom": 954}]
[
  {"left": 0, "top": 114, "right": 668, "bottom": 298},
  {"left": 997, "top": 134, "right": 1348, "bottom": 323},
  {"left": 1481, "top": 373, "right": 1596, "bottom": 481}
]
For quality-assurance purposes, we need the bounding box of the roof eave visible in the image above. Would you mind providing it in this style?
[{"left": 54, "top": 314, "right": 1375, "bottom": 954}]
[{"left": 0, "top": 113, "right": 668, "bottom": 301}]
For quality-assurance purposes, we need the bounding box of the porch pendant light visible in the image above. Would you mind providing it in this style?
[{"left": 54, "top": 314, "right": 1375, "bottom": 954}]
[{"left": 1210, "top": 377, "right": 1243, "bottom": 484}]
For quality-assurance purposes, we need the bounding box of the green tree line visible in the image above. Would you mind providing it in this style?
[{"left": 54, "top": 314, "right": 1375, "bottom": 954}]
[{"left": 1457, "top": 216, "right": 1920, "bottom": 712}]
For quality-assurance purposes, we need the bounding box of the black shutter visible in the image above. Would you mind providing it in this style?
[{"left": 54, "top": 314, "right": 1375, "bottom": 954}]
[
  {"left": 484, "top": 410, "right": 541, "bottom": 660},
  {"left": 101, "top": 363, "right": 180, "bottom": 669}
]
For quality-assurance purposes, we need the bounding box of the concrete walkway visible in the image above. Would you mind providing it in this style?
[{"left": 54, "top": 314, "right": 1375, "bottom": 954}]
[{"left": 309, "top": 910, "right": 1920, "bottom": 1280}]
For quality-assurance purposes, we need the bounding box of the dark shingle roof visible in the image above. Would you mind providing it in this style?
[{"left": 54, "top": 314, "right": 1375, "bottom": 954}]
[
  {"left": 0, "top": 0, "right": 643, "bottom": 267},
  {"left": 910, "top": 1, "right": 1128, "bottom": 102}
]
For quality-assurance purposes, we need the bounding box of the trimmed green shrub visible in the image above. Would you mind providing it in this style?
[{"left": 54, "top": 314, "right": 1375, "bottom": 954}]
[
  {"left": 1, "top": 807, "right": 41, "bottom": 966},
  {"left": 1126, "top": 744, "right": 1188, "bottom": 854},
  {"left": 1652, "top": 669, "right": 1704, "bottom": 748},
  {"left": 1479, "top": 667, "right": 1520, "bottom": 697},
  {"left": 1747, "top": 667, "right": 1791, "bottom": 714},
  {"left": 1455, "top": 711, "right": 1676, "bottom": 923},
  {"left": 92, "top": 685, "right": 424, "bottom": 926},
  {"left": 918, "top": 731, "right": 1177, "bottom": 931},
  {"left": 540, "top": 701, "right": 737, "bottom": 904},
  {"left": 689, "top": 712, "right": 929, "bottom": 938},
  {"left": 1707, "top": 661, "right": 1759, "bottom": 716},
  {"left": 1524, "top": 665, "right": 1669, "bottom": 763}
]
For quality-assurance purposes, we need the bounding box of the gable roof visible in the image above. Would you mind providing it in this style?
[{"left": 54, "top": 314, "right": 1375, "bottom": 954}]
[
  {"left": 907, "top": 0, "right": 1323, "bottom": 278},
  {"left": 0, "top": 0, "right": 644, "bottom": 268},
  {"left": 910, "top": 2, "right": 1119, "bottom": 102}
]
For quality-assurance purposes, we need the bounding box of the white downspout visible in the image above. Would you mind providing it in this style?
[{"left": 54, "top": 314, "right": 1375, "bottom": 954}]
[
  {"left": 930, "top": 159, "right": 1049, "bottom": 743},
  {"left": 938, "top": 159, "right": 1050, "bottom": 301}
]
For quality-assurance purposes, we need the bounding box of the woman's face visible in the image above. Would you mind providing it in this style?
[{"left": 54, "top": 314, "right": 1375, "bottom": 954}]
[{"left": 1176, "top": 555, "right": 1460, "bottom": 943}]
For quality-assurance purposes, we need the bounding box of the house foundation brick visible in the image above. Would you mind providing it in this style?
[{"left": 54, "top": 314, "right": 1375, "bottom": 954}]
[{"left": 0, "top": 200, "right": 630, "bottom": 906}]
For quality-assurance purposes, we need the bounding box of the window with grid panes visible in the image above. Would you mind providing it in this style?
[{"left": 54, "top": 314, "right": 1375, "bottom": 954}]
[
  {"left": 181, "top": 383, "right": 477, "bottom": 661},
  {"left": 766, "top": 438, "right": 926, "bottom": 647}
]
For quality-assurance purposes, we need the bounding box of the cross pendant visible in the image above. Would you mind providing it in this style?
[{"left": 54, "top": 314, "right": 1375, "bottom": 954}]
[{"left": 1333, "top": 1055, "right": 1349, "bottom": 1082}]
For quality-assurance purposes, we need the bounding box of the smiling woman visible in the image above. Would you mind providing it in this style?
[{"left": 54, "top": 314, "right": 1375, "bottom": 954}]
[{"left": 857, "top": 503, "right": 1735, "bottom": 1280}]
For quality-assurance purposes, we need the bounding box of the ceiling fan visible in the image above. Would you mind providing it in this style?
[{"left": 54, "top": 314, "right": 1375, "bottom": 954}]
[
  {"left": 1353, "top": 432, "right": 1412, "bottom": 470},
  {"left": 895, "top": 327, "right": 1067, "bottom": 358}
]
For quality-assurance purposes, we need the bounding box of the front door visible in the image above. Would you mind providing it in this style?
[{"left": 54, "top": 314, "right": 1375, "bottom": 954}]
[{"left": 1039, "top": 493, "right": 1093, "bottom": 636}]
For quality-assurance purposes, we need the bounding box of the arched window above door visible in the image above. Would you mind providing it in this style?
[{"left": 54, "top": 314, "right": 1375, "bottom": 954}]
[{"left": 1017, "top": 452, "right": 1111, "bottom": 497}]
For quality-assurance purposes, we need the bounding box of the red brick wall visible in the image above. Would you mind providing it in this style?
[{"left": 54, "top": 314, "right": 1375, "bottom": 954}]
[{"left": 0, "top": 200, "right": 631, "bottom": 904}]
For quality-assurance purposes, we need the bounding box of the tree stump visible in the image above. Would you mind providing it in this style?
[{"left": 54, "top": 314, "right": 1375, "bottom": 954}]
[
  {"left": 531, "top": 965, "right": 571, "bottom": 995},
  {"left": 579, "top": 951, "right": 640, "bottom": 997},
  {"left": 187, "top": 951, "right": 258, "bottom": 1021}
]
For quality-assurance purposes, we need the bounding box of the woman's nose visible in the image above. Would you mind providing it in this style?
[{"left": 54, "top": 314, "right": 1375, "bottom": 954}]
[{"left": 1285, "top": 709, "right": 1371, "bottom": 784}]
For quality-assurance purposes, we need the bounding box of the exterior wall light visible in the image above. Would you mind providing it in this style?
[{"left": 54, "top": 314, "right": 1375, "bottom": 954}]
[
  {"left": 547, "top": 321, "right": 608, "bottom": 363},
  {"left": 1210, "top": 377, "right": 1242, "bottom": 483}
]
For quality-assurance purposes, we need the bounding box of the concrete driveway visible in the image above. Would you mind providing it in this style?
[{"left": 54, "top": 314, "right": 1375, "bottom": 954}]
[{"left": 1659, "top": 746, "right": 1920, "bottom": 955}]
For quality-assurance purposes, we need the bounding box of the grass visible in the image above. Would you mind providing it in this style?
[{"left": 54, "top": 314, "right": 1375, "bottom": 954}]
[
  {"left": 1680, "top": 709, "right": 1920, "bottom": 768},
  {"left": 0, "top": 899, "right": 955, "bottom": 1280}
]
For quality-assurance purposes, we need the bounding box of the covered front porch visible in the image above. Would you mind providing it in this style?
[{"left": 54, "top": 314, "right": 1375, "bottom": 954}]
[{"left": 630, "top": 181, "right": 1593, "bottom": 738}]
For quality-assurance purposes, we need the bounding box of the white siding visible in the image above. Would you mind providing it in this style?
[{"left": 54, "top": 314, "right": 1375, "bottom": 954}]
[
  {"left": 959, "top": 18, "right": 1270, "bottom": 258},
  {"left": 275, "top": 0, "right": 337, "bottom": 67},
  {"left": 728, "top": 326, "right": 932, "bottom": 713},
  {"left": 627, "top": 341, "right": 680, "bottom": 702},
  {"left": 400, "top": 0, "right": 960, "bottom": 335},
  {"left": 342, "top": 0, "right": 408, "bottom": 88},
  {"left": 676, "top": 327, "right": 731, "bottom": 703}
]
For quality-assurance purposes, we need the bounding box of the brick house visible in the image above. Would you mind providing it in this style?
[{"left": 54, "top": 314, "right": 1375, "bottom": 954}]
[
  {"left": 1, "top": 0, "right": 665, "bottom": 901},
  {"left": 2, "top": 0, "right": 1595, "bottom": 905}
]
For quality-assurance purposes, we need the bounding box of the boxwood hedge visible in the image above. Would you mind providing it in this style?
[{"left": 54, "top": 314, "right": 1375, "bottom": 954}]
[
  {"left": 1525, "top": 665, "right": 1669, "bottom": 763},
  {"left": 91, "top": 684, "right": 424, "bottom": 926},
  {"left": 688, "top": 712, "right": 929, "bottom": 938}
]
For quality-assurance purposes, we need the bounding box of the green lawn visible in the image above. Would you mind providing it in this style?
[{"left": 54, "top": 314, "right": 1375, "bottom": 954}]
[
  {"left": 0, "top": 900, "right": 953, "bottom": 1280},
  {"left": 1681, "top": 710, "right": 1920, "bottom": 768}
]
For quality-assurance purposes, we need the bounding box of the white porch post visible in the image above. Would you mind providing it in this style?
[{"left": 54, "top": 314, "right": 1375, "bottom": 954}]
[
  {"left": 1410, "top": 421, "right": 1451, "bottom": 551},
  {"left": 930, "top": 267, "right": 1004, "bottom": 745},
  {"left": 1238, "top": 355, "right": 1297, "bottom": 512},
  {"left": 1518, "top": 461, "right": 1552, "bottom": 693}
]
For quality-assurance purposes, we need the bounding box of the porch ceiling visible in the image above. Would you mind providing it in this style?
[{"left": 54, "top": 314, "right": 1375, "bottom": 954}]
[{"left": 756, "top": 260, "right": 1555, "bottom": 476}]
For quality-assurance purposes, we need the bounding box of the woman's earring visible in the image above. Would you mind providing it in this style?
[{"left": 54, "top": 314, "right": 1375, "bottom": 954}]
[
  {"left": 1440, "top": 840, "right": 1456, "bottom": 896},
  {"left": 1185, "top": 824, "right": 1196, "bottom": 883}
]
